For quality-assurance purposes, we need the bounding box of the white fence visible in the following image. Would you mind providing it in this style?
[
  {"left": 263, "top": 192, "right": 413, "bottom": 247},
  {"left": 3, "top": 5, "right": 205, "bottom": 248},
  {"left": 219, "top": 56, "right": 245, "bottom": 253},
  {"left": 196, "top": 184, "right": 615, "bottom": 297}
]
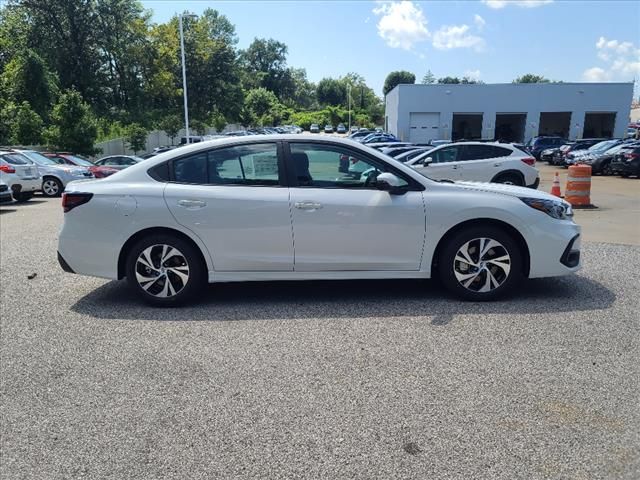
[{"left": 95, "top": 124, "right": 243, "bottom": 157}]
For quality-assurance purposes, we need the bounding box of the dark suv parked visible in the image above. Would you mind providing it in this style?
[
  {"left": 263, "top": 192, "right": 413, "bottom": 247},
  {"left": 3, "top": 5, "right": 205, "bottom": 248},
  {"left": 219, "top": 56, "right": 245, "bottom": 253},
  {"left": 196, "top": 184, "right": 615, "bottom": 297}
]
[
  {"left": 610, "top": 144, "right": 640, "bottom": 177},
  {"left": 526, "top": 136, "right": 567, "bottom": 160}
]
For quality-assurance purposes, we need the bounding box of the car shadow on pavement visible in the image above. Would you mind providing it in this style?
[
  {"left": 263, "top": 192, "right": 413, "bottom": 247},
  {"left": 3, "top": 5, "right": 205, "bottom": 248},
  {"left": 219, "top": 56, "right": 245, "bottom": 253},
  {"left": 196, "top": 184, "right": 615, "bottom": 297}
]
[
  {"left": 70, "top": 273, "right": 616, "bottom": 325},
  {"left": 0, "top": 208, "right": 17, "bottom": 214}
]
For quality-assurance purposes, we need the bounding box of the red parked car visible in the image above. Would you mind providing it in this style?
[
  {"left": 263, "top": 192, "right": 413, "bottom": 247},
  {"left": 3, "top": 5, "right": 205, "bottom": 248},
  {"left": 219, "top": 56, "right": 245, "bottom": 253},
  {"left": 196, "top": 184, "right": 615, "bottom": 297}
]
[{"left": 43, "top": 152, "right": 118, "bottom": 178}]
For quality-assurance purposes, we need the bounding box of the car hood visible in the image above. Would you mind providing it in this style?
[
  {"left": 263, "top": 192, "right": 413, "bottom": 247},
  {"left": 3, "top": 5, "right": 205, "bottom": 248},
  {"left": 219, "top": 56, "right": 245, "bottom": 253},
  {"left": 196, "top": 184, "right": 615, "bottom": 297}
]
[{"left": 449, "top": 180, "right": 562, "bottom": 202}]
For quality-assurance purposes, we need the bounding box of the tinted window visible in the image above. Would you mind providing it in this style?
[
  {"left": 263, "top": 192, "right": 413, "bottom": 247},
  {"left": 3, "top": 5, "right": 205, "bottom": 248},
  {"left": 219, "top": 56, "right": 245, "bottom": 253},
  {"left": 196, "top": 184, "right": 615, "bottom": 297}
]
[
  {"left": 431, "top": 146, "right": 460, "bottom": 163},
  {"left": 2, "top": 153, "right": 31, "bottom": 165},
  {"left": 289, "top": 142, "right": 408, "bottom": 189},
  {"left": 173, "top": 143, "right": 280, "bottom": 186},
  {"left": 460, "top": 145, "right": 494, "bottom": 160}
]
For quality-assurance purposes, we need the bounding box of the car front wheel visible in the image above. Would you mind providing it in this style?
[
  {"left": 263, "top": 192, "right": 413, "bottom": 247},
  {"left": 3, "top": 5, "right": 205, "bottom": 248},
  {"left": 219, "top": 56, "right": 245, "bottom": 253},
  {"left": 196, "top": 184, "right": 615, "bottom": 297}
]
[
  {"left": 125, "top": 234, "right": 206, "bottom": 307},
  {"left": 438, "top": 226, "right": 524, "bottom": 301}
]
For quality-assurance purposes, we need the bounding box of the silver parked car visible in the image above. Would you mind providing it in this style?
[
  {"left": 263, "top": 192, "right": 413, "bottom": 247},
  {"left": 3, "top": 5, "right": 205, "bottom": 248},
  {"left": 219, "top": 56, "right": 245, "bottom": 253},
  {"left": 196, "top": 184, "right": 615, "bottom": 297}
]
[{"left": 13, "top": 149, "right": 94, "bottom": 197}]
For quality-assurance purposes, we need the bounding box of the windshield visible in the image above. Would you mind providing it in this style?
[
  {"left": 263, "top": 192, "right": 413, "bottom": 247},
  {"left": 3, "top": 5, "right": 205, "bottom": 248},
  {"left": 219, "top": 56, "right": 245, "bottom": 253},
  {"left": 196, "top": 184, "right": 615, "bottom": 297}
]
[
  {"left": 589, "top": 140, "right": 617, "bottom": 152},
  {"left": 20, "top": 150, "right": 58, "bottom": 165},
  {"left": 67, "top": 155, "right": 94, "bottom": 166}
]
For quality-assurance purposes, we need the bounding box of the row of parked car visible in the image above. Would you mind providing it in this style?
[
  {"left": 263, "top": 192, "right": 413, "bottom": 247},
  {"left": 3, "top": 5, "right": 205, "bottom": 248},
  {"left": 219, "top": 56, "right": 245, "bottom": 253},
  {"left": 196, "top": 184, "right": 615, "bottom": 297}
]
[
  {"left": 345, "top": 130, "right": 540, "bottom": 187},
  {"left": 527, "top": 135, "right": 640, "bottom": 177},
  {"left": 0, "top": 148, "right": 147, "bottom": 203}
]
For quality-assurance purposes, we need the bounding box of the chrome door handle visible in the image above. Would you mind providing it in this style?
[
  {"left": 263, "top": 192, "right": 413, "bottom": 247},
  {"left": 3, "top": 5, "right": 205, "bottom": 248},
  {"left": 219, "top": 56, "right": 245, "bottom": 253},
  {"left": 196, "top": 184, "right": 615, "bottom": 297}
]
[
  {"left": 294, "top": 201, "right": 322, "bottom": 210},
  {"left": 178, "top": 199, "right": 206, "bottom": 208},
  {"left": 493, "top": 163, "right": 502, "bottom": 167},
  {"left": 451, "top": 165, "right": 458, "bottom": 169}
]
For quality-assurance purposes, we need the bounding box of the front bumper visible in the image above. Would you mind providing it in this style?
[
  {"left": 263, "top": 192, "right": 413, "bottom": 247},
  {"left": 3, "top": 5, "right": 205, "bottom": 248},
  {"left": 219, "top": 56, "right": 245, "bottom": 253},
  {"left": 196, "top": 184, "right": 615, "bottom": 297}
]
[{"left": 527, "top": 220, "right": 582, "bottom": 278}]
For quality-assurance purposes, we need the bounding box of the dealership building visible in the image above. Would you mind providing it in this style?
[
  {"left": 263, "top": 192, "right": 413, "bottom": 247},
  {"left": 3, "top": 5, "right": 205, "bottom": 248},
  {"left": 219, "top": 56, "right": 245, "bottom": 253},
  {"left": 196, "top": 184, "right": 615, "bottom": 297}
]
[{"left": 384, "top": 82, "right": 634, "bottom": 144}]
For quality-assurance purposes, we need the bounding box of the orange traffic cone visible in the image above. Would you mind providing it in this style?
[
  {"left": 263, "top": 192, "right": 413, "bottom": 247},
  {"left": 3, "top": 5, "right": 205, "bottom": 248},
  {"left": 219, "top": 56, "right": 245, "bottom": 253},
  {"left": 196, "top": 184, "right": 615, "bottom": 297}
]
[{"left": 550, "top": 172, "right": 562, "bottom": 197}]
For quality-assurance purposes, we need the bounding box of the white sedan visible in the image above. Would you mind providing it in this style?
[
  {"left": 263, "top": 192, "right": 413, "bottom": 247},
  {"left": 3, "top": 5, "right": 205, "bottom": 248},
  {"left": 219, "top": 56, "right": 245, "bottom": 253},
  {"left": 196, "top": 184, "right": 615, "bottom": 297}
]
[
  {"left": 406, "top": 142, "right": 540, "bottom": 187},
  {"left": 58, "top": 135, "right": 581, "bottom": 306}
]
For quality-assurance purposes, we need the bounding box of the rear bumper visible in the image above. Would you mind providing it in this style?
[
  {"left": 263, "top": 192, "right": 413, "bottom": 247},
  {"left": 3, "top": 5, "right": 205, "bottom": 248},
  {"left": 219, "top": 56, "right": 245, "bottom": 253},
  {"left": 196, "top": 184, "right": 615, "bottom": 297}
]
[
  {"left": 57, "top": 251, "right": 76, "bottom": 273},
  {"left": 611, "top": 160, "right": 640, "bottom": 175}
]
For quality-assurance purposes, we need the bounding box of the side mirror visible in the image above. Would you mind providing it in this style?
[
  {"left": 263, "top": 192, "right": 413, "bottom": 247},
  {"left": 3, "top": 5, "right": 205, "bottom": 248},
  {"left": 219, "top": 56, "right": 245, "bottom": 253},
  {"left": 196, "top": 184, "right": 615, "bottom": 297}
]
[
  {"left": 376, "top": 172, "right": 406, "bottom": 195},
  {"left": 422, "top": 156, "right": 433, "bottom": 165}
]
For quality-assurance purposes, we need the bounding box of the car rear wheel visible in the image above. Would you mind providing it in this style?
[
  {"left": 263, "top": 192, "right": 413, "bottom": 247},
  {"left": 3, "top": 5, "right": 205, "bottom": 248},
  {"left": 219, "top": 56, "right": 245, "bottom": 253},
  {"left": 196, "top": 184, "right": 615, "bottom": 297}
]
[
  {"left": 42, "top": 177, "right": 63, "bottom": 197},
  {"left": 602, "top": 162, "right": 613, "bottom": 176},
  {"left": 493, "top": 172, "right": 524, "bottom": 186},
  {"left": 125, "top": 234, "right": 206, "bottom": 307},
  {"left": 438, "top": 226, "right": 524, "bottom": 301}
]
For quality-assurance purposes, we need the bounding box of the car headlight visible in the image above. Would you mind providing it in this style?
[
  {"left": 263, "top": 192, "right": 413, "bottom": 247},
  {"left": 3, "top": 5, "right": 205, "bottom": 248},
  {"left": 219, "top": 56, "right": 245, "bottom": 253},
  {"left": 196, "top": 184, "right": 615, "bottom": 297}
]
[{"left": 520, "top": 197, "right": 573, "bottom": 220}]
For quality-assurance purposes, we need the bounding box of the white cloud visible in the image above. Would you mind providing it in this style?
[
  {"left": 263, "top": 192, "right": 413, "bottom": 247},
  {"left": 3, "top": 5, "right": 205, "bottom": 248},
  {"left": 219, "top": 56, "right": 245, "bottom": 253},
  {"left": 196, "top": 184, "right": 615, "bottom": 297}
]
[
  {"left": 432, "top": 24, "right": 485, "bottom": 51},
  {"left": 373, "top": 1, "right": 430, "bottom": 50},
  {"left": 582, "top": 67, "right": 610, "bottom": 82},
  {"left": 583, "top": 36, "right": 640, "bottom": 82},
  {"left": 482, "top": 0, "right": 552, "bottom": 9},
  {"left": 473, "top": 14, "right": 486, "bottom": 30},
  {"left": 465, "top": 69, "right": 482, "bottom": 81}
]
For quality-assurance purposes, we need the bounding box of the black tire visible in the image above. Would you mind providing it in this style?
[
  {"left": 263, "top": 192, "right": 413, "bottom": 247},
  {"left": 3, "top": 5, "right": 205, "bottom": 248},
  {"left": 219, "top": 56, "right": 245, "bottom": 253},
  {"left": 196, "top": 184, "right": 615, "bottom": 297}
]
[
  {"left": 438, "top": 226, "right": 525, "bottom": 301},
  {"left": 14, "top": 192, "right": 33, "bottom": 202},
  {"left": 601, "top": 162, "right": 613, "bottom": 176},
  {"left": 125, "top": 234, "right": 206, "bottom": 307},
  {"left": 42, "top": 177, "right": 63, "bottom": 197},
  {"left": 493, "top": 172, "right": 524, "bottom": 186}
]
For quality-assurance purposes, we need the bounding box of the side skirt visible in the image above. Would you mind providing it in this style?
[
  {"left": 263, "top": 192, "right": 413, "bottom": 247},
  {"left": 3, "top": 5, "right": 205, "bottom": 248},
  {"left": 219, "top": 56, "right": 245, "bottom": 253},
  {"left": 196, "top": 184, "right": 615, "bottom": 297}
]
[{"left": 209, "top": 270, "right": 431, "bottom": 283}]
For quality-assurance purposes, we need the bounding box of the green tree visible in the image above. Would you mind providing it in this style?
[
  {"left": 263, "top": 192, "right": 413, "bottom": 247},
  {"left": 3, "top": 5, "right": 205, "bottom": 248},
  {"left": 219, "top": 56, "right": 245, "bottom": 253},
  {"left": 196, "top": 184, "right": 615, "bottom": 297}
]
[
  {"left": 513, "top": 74, "right": 550, "bottom": 84},
  {"left": 240, "top": 38, "right": 293, "bottom": 99},
  {"left": 45, "top": 90, "right": 98, "bottom": 155},
  {"left": 1, "top": 49, "right": 58, "bottom": 119},
  {"left": 190, "top": 119, "right": 207, "bottom": 136},
  {"left": 157, "top": 114, "right": 182, "bottom": 144},
  {"left": 12, "top": 101, "right": 43, "bottom": 145},
  {"left": 437, "top": 76, "right": 461, "bottom": 84},
  {"left": 125, "top": 123, "right": 147, "bottom": 153},
  {"left": 421, "top": 70, "right": 436, "bottom": 84},
  {"left": 245, "top": 87, "right": 280, "bottom": 119},
  {"left": 317, "top": 78, "right": 346, "bottom": 106},
  {"left": 383, "top": 71, "right": 415, "bottom": 95}
]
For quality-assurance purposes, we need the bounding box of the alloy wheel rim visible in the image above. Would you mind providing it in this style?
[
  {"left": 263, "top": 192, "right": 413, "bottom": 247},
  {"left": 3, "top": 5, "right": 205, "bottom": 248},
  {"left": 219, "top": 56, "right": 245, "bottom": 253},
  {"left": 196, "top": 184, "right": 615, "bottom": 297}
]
[
  {"left": 43, "top": 180, "right": 58, "bottom": 195},
  {"left": 453, "top": 237, "right": 511, "bottom": 293},
  {"left": 135, "top": 244, "right": 190, "bottom": 298}
]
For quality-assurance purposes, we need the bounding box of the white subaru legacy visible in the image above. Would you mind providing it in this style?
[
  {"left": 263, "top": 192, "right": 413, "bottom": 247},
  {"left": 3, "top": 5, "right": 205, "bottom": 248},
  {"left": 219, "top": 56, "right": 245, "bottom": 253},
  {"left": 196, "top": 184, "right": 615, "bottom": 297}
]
[{"left": 58, "top": 135, "right": 581, "bottom": 306}]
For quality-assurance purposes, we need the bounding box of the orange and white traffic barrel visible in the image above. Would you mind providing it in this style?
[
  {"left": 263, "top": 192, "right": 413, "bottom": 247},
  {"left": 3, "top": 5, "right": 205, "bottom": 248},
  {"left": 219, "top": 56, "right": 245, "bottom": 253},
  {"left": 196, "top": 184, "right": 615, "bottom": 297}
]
[{"left": 565, "top": 165, "right": 592, "bottom": 207}]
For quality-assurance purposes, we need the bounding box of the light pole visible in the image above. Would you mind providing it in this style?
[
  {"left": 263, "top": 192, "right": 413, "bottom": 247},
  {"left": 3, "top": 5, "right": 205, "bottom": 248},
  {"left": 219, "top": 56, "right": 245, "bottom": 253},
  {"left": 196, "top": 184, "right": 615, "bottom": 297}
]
[
  {"left": 347, "top": 84, "right": 352, "bottom": 131},
  {"left": 179, "top": 12, "right": 198, "bottom": 144}
]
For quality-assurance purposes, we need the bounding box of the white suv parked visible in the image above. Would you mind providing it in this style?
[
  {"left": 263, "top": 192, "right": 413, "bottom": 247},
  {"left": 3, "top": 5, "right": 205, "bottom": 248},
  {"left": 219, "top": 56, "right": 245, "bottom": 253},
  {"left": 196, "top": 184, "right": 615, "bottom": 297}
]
[
  {"left": 0, "top": 151, "right": 42, "bottom": 202},
  {"left": 406, "top": 142, "right": 539, "bottom": 188}
]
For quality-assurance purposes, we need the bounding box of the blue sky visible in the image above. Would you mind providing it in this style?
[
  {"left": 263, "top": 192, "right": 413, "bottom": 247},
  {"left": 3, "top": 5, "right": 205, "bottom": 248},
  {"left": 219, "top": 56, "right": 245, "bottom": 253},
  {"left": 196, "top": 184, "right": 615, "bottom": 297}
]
[{"left": 143, "top": 0, "right": 640, "bottom": 96}]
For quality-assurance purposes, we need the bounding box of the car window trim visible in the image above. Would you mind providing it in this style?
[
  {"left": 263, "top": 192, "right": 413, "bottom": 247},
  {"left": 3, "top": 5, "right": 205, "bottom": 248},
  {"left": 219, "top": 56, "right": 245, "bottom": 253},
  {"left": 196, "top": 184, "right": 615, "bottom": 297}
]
[
  {"left": 163, "top": 140, "right": 287, "bottom": 187},
  {"left": 283, "top": 140, "right": 424, "bottom": 191}
]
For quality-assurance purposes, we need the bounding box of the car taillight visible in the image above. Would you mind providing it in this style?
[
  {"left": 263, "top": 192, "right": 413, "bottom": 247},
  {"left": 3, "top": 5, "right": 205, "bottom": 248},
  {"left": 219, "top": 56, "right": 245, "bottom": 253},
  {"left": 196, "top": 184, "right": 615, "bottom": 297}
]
[
  {"left": 520, "top": 157, "right": 535, "bottom": 166},
  {"left": 625, "top": 153, "right": 640, "bottom": 160},
  {"left": 62, "top": 192, "right": 93, "bottom": 212},
  {"left": 0, "top": 164, "right": 16, "bottom": 173}
]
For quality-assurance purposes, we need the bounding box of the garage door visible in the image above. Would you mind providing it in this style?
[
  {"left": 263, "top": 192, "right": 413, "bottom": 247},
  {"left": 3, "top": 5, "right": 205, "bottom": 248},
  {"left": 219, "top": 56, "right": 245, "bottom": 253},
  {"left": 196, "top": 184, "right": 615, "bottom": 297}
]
[{"left": 409, "top": 113, "right": 440, "bottom": 143}]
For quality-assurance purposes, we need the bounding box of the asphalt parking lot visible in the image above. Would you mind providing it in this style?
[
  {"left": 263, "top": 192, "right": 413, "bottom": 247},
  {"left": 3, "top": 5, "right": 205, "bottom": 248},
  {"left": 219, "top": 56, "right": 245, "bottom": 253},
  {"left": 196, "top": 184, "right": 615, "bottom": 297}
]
[{"left": 1, "top": 193, "right": 639, "bottom": 479}]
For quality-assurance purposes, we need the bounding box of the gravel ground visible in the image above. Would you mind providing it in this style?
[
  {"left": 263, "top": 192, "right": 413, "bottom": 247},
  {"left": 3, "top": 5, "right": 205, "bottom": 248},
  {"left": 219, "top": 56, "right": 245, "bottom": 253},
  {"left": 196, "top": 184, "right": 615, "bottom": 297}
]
[{"left": 1, "top": 198, "right": 639, "bottom": 479}]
